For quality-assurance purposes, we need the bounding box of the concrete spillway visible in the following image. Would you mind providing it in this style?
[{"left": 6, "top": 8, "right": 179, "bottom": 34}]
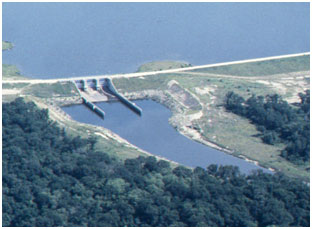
[
  {"left": 73, "top": 78, "right": 142, "bottom": 117},
  {"left": 105, "top": 78, "right": 143, "bottom": 115},
  {"left": 73, "top": 81, "right": 105, "bottom": 119},
  {"left": 82, "top": 97, "right": 105, "bottom": 119}
]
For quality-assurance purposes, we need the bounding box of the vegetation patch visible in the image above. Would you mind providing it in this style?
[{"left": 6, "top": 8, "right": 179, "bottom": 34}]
[
  {"left": 22, "top": 82, "right": 79, "bottom": 98},
  {"left": 2, "top": 41, "right": 13, "bottom": 51},
  {"left": 2, "top": 64, "right": 26, "bottom": 79},
  {"left": 3, "top": 98, "right": 310, "bottom": 227},
  {"left": 2, "top": 41, "right": 29, "bottom": 80},
  {"left": 3, "top": 83, "right": 30, "bottom": 89},
  {"left": 113, "top": 74, "right": 170, "bottom": 93},
  {"left": 137, "top": 60, "right": 191, "bottom": 72},
  {"left": 224, "top": 91, "right": 310, "bottom": 164},
  {"left": 189, "top": 55, "right": 310, "bottom": 76}
]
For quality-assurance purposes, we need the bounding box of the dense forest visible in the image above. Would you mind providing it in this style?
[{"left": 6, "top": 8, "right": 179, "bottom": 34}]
[
  {"left": 224, "top": 90, "right": 310, "bottom": 164},
  {"left": 3, "top": 98, "right": 310, "bottom": 227}
]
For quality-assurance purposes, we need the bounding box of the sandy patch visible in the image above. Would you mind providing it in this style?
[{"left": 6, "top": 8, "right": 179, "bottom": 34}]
[
  {"left": 285, "top": 95, "right": 301, "bottom": 104},
  {"left": 270, "top": 82, "right": 287, "bottom": 94},
  {"left": 238, "top": 155, "right": 259, "bottom": 166},
  {"left": 188, "top": 110, "right": 203, "bottom": 121},
  {"left": 181, "top": 126, "right": 202, "bottom": 140},
  {"left": 256, "top": 80, "right": 271, "bottom": 85},
  {"left": 80, "top": 90, "right": 109, "bottom": 102},
  {"left": 94, "top": 132, "right": 109, "bottom": 140},
  {"left": 239, "top": 155, "right": 275, "bottom": 172},
  {"left": 195, "top": 87, "right": 214, "bottom": 95},
  {"left": 167, "top": 79, "right": 179, "bottom": 88},
  {"left": 2, "top": 89, "right": 21, "bottom": 94}
]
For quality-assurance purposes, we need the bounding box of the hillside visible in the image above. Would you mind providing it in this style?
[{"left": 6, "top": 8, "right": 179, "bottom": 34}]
[{"left": 3, "top": 98, "right": 310, "bottom": 227}]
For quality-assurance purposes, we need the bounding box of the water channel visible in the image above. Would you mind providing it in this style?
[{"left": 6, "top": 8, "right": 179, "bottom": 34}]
[{"left": 63, "top": 100, "right": 269, "bottom": 174}]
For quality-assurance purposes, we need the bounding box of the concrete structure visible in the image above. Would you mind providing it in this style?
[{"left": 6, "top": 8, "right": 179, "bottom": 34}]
[
  {"left": 104, "top": 78, "right": 142, "bottom": 115},
  {"left": 80, "top": 79, "right": 87, "bottom": 91},
  {"left": 82, "top": 96, "right": 105, "bottom": 119},
  {"left": 74, "top": 77, "right": 143, "bottom": 117},
  {"left": 93, "top": 79, "right": 100, "bottom": 90}
]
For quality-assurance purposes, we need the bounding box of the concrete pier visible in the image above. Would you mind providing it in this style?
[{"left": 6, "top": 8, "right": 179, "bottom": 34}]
[
  {"left": 81, "top": 79, "right": 87, "bottom": 91},
  {"left": 105, "top": 78, "right": 143, "bottom": 115},
  {"left": 82, "top": 97, "right": 105, "bottom": 119},
  {"left": 73, "top": 78, "right": 142, "bottom": 117},
  {"left": 93, "top": 79, "right": 100, "bottom": 90}
]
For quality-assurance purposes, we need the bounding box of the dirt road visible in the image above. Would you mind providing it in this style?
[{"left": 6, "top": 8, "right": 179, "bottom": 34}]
[{"left": 3, "top": 52, "right": 309, "bottom": 84}]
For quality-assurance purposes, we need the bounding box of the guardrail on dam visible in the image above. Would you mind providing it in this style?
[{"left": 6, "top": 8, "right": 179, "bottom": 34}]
[{"left": 104, "top": 78, "right": 143, "bottom": 116}]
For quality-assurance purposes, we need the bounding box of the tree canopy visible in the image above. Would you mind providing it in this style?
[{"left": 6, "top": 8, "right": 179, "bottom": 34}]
[
  {"left": 224, "top": 90, "right": 310, "bottom": 164},
  {"left": 3, "top": 98, "right": 310, "bottom": 227}
]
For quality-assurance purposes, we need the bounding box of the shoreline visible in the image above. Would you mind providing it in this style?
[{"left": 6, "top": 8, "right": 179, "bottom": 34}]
[
  {"left": 38, "top": 83, "right": 278, "bottom": 173},
  {"left": 3, "top": 52, "right": 309, "bottom": 83},
  {"left": 117, "top": 90, "right": 274, "bottom": 172},
  {"left": 31, "top": 97, "right": 183, "bottom": 168},
  {"left": 36, "top": 91, "right": 267, "bottom": 172}
]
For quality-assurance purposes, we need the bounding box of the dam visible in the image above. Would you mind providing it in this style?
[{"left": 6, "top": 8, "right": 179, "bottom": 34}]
[
  {"left": 81, "top": 97, "right": 105, "bottom": 119},
  {"left": 73, "top": 78, "right": 143, "bottom": 118},
  {"left": 104, "top": 78, "right": 142, "bottom": 115}
]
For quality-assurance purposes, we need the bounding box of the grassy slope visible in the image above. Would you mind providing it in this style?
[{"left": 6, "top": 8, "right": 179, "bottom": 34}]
[
  {"left": 189, "top": 55, "right": 310, "bottom": 76},
  {"left": 137, "top": 60, "right": 191, "bottom": 72},
  {"left": 2, "top": 64, "right": 23, "bottom": 79},
  {"left": 2, "top": 41, "right": 29, "bottom": 102},
  {"left": 113, "top": 56, "right": 310, "bottom": 181},
  {"left": 2, "top": 41, "right": 28, "bottom": 80},
  {"left": 22, "top": 82, "right": 78, "bottom": 98},
  {"left": 2, "top": 41, "right": 13, "bottom": 51}
]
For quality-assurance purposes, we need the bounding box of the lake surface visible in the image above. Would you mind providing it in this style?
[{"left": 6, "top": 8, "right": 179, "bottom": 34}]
[
  {"left": 3, "top": 2, "right": 309, "bottom": 78},
  {"left": 63, "top": 100, "right": 268, "bottom": 174}
]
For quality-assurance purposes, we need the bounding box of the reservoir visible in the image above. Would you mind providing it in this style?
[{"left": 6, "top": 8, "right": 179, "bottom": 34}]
[
  {"left": 3, "top": 2, "right": 309, "bottom": 78},
  {"left": 63, "top": 100, "right": 269, "bottom": 174}
]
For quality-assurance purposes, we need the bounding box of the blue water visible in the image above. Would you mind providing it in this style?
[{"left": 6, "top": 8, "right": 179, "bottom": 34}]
[
  {"left": 3, "top": 2, "right": 310, "bottom": 78},
  {"left": 62, "top": 100, "right": 267, "bottom": 174}
]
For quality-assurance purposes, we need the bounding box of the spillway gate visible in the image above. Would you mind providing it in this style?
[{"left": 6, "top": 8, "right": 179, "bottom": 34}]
[{"left": 73, "top": 78, "right": 143, "bottom": 118}]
